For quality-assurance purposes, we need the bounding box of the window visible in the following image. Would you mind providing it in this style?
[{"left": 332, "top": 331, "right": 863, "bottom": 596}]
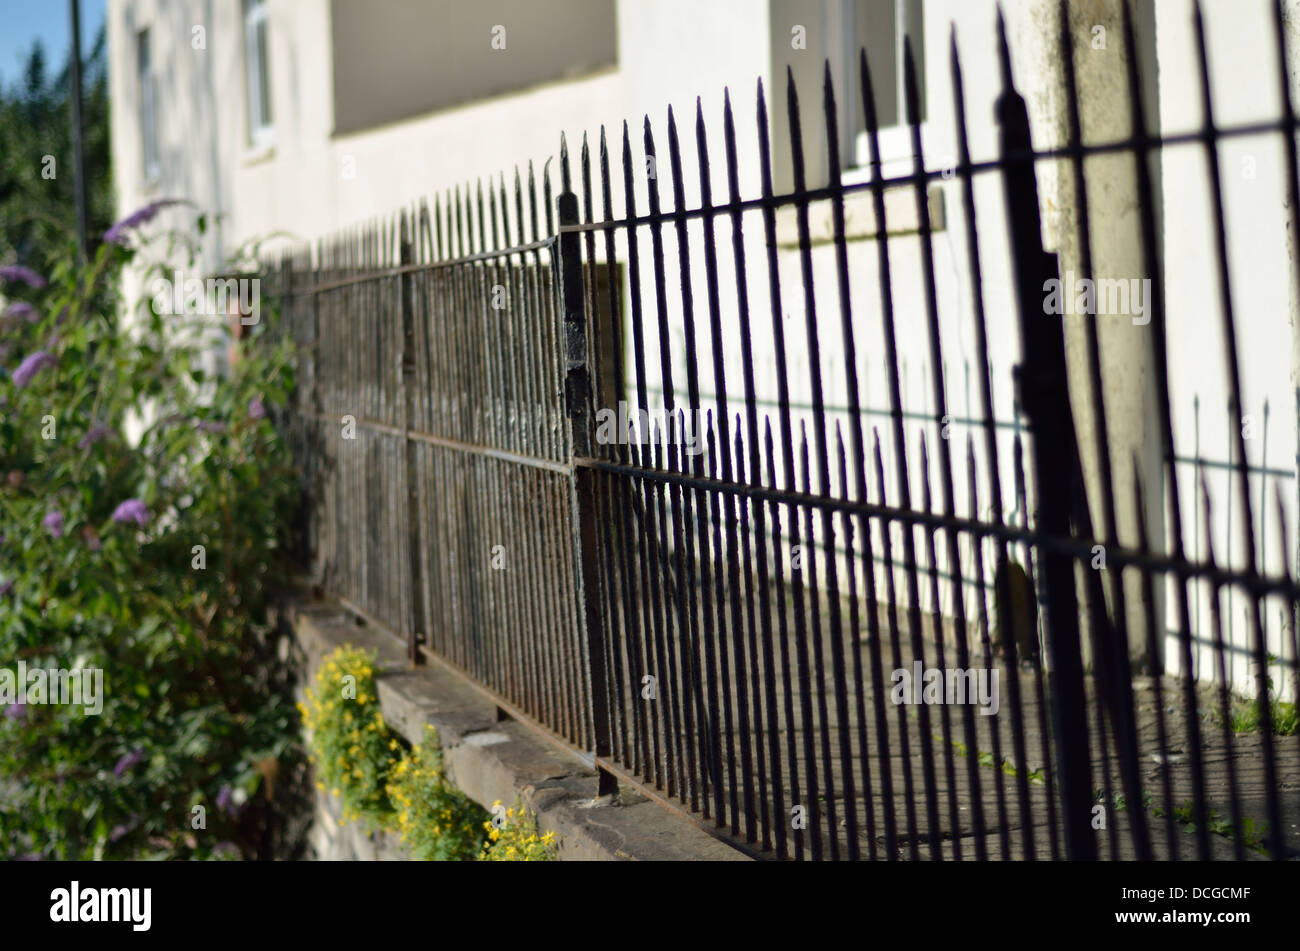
[
  {"left": 841, "top": 0, "right": 925, "bottom": 170},
  {"left": 244, "top": 0, "right": 274, "bottom": 147},
  {"left": 770, "top": 0, "right": 925, "bottom": 188},
  {"left": 137, "top": 29, "right": 158, "bottom": 180}
]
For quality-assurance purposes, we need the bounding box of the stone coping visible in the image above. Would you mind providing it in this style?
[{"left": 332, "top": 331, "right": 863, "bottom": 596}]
[{"left": 282, "top": 597, "right": 749, "bottom": 862}]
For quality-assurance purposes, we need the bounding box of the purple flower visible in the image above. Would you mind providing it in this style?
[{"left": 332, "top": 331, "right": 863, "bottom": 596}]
[
  {"left": 12, "top": 350, "right": 56, "bottom": 388},
  {"left": 196, "top": 419, "right": 227, "bottom": 434},
  {"left": 42, "top": 510, "right": 64, "bottom": 538},
  {"left": 4, "top": 702, "right": 25, "bottom": 722},
  {"left": 2, "top": 302, "right": 37, "bottom": 325},
  {"left": 113, "top": 746, "right": 145, "bottom": 778},
  {"left": 103, "top": 199, "right": 188, "bottom": 246},
  {"left": 78, "top": 425, "right": 112, "bottom": 450},
  {"left": 248, "top": 397, "right": 267, "bottom": 421},
  {"left": 111, "top": 498, "right": 149, "bottom": 526},
  {"left": 216, "top": 785, "right": 235, "bottom": 815},
  {"left": 0, "top": 265, "right": 47, "bottom": 288},
  {"left": 0, "top": 578, "right": 12, "bottom": 598},
  {"left": 108, "top": 823, "right": 130, "bottom": 843}
]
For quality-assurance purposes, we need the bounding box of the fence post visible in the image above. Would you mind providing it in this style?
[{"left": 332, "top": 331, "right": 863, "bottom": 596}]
[
  {"left": 559, "top": 190, "right": 617, "bottom": 797},
  {"left": 996, "top": 33, "right": 1097, "bottom": 860},
  {"left": 399, "top": 213, "right": 427, "bottom": 666}
]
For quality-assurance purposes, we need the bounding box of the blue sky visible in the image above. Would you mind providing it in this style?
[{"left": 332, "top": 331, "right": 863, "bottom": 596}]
[{"left": 0, "top": 0, "right": 107, "bottom": 90}]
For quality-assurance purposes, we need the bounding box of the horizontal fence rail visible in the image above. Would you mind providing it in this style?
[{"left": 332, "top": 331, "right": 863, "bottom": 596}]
[{"left": 267, "top": 0, "right": 1300, "bottom": 860}]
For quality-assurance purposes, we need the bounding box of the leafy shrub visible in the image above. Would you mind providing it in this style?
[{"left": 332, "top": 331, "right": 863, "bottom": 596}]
[
  {"left": 479, "top": 798, "right": 559, "bottom": 861},
  {"left": 301, "top": 648, "right": 560, "bottom": 861},
  {"left": 299, "top": 645, "right": 394, "bottom": 829},
  {"left": 386, "top": 724, "right": 487, "bottom": 860},
  {"left": 0, "top": 203, "right": 301, "bottom": 859}
]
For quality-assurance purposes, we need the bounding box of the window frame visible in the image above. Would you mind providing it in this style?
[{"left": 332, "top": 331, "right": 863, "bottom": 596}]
[
  {"left": 838, "top": 0, "right": 931, "bottom": 178},
  {"left": 243, "top": 0, "right": 275, "bottom": 150},
  {"left": 137, "top": 28, "right": 159, "bottom": 181}
]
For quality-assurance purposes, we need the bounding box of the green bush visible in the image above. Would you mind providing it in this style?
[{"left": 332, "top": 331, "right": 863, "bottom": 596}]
[
  {"left": 479, "top": 798, "right": 559, "bottom": 861},
  {"left": 386, "top": 724, "right": 487, "bottom": 860},
  {"left": 299, "top": 645, "right": 395, "bottom": 829},
  {"left": 0, "top": 203, "right": 301, "bottom": 859},
  {"left": 302, "top": 647, "right": 555, "bottom": 861}
]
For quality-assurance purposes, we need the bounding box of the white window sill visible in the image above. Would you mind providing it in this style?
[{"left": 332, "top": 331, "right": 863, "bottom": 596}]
[
  {"left": 772, "top": 121, "right": 949, "bottom": 246},
  {"left": 241, "top": 141, "right": 276, "bottom": 167},
  {"left": 774, "top": 184, "right": 946, "bottom": 247}
]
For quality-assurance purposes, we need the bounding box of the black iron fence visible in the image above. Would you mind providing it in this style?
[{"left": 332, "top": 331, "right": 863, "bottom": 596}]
[{"left": 267, "top": 0, "right": 1300, "bottom": 860}]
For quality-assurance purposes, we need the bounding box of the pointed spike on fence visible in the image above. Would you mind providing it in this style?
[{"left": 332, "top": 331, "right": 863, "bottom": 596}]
[
  {"left": 785, "top": 64, "right": 802, "bottom": 142},
  {"left": 542, "top": 157, "right": 555, "bottom": 234},
  {"left": 560, "top": 131, "right": 571, "bottom": 192},
  {"left": 734, "top": 420, "right": 747, "bottom": 481},
  {"left": 860, "top": 48, "right": 880, "bottom": 137},
  {"left": 822, "top": 57, "right": 838, "bottom": 130},
  {"left": 822, "top": 59, "right": 843, "bottom": 181},
  {"left": 1192, "top": 0, "right": 1207, "bottom": 54},
  {"left": 902, "top": 37, "right": 922, "bottom": 128},
  {"left": 666, "top": 105, "right": 686, "bottom": 195}
]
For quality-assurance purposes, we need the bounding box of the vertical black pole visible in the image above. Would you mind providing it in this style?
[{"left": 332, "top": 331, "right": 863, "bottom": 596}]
[
  {"left": 399, "top": 214, "right": 426, "bottom": 666},
  {"left": 68, "top": 0, "right": 89, "bottom": 261},
  {"left": 559, "top": 190, "right": 616, "bottom": 797},
  {"left": 995, "top": 19, "right": 1096, "bottom": 860}
]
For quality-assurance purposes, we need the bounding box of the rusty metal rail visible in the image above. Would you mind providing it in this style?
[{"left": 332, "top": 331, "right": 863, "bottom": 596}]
[{"left": 266, "top": 0, "right": 1300, "bottom": 861}]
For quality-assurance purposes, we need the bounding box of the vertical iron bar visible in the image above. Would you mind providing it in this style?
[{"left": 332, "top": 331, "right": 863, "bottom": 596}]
[
  {"left": 560, "top": 190, "right": 617, "bottom": 797},
  {"left": 724, "top": 90, "right": 788, "bottom": 858},
  {"left": 860, "top": 49, "right": 932, "bottom": 861}
]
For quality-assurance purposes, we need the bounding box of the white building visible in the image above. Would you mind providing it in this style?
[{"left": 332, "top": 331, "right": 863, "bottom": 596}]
[{"left": 106, "top": 0, "right": 1300, "bottom": 697}]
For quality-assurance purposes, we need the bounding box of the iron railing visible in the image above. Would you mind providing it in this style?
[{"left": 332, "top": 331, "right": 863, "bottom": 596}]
[{"left": 267, "top": 0, "right": 1300, "bottom": 860}]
